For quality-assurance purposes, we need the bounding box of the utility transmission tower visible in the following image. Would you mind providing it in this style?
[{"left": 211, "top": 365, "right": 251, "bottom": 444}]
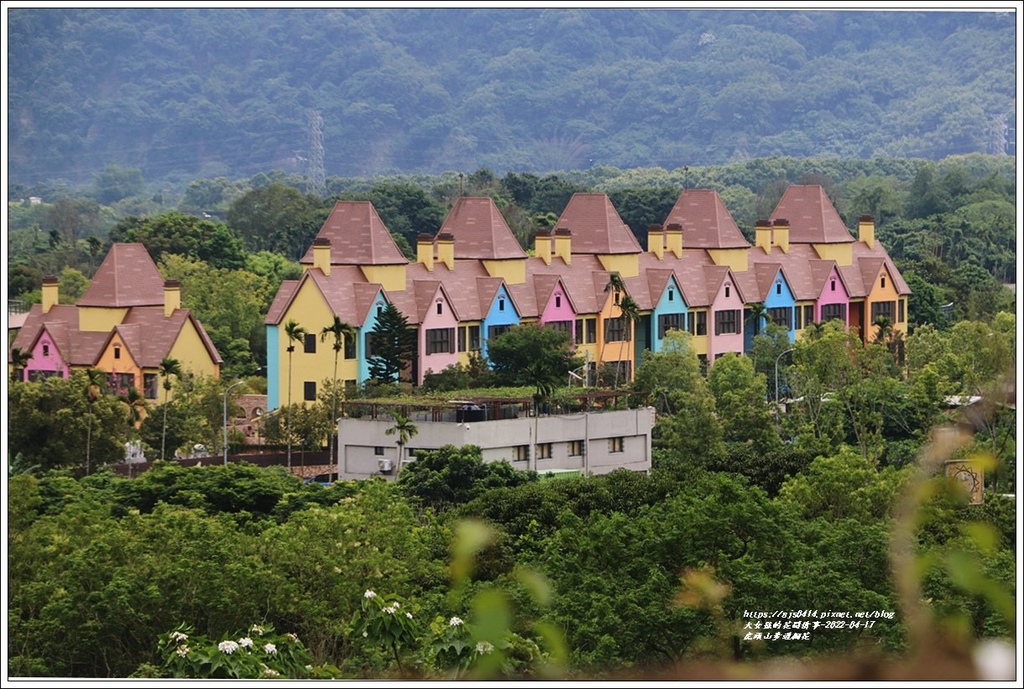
[{"left": 308, "top": 109, "right": 326, "bottom": 197}]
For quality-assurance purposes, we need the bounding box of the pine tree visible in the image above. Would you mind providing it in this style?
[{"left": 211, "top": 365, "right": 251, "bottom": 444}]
[{"left": 368, "top": 303, "right": 416, "bottom": 384}]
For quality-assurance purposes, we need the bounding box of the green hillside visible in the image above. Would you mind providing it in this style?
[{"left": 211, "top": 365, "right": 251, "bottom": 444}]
[{"left": 7, "top": 9, "right": 1016, "bottom": 187}]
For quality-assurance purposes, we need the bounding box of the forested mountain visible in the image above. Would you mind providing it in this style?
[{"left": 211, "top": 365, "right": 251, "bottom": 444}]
[{"left": 7, "top": 8, "right": 1016, "bottom": 188}]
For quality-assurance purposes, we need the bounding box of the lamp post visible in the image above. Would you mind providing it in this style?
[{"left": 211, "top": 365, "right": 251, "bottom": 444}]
[
  {"left": 222, "top": 379, "right": 248, "bottom": 466},
  {"left": 774, "top": 347, "right": 795, "bottom": 406}
]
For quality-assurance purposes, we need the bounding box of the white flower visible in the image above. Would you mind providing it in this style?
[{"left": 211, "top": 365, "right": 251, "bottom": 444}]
[
  {"left": 406, "top": 612, "right": 413, "bottom": 619},
  {"left": 449, "top": 616, "right": 464, "bottom": 627},
  {"left": 170, "top": 631, "right": 188, "bottom": 643},
  {"left": 384, "top": 605, "right": 397, "bottom": 614},
  {"left": 263, "top": 667, "right": 279, "bottom": 678},
  {"left": 362, "top": 631, "right": 368, "bottom": 637},
  {"left": 364, "top": 590, "right": 377, "bottom": 599},
  {"left": 286, "top": 633, "right": 300, "bottom": 643},
  {"left": 175, "top": 644, "right": 190, "bottom": 658},
  {"left": 238, "top": 637, "right": 254, "bottom": 649},
  {"left": 250, "top": 624, "right": 265, "bottom": 636},
  {"left": 218, "top": 640, "right": 239, "bottom": 654},
  {"left": 263, "top": 642, "right": 277, "bottom": 655},
  {"left": 475, "top": 641, "right": 494, "bottom": 654},
  {"left": 392, "top": 601, "right": 400, "bottom": 609}
]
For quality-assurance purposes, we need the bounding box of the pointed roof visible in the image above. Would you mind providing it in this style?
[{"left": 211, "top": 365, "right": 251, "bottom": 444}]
[
  {"left": 264, "top": 280, "right": 300, "bottom": 325},
  {"left": 438, "top": 197, "right": 527, "bottom": 260},
  {"left": 77, "top": 243, "right": 166, "bottom": 307},
  {"left": 641, "top": 268, "right": 677, "bottom": 310},
  {"left": 663, "top": 189, "right": 750, "bottom": 250},
  {"left": 554, "top": 193, "right": 642, "bottom": 255},
  {"left": 119, "top": 307, "right": 222, "bottom": 366},
  {"left": 770, "top": 185, "right": 855, "bottom": 244},
  {"left": 476, "top": 276, "right": 520, "bottom": 320},
  {"left": 412, "top": 280, "right": 460, "bottom": 323},
  {"left": 300, "top": 201, "right": 408, "bottom": 266},
  {"left": 305, "top": 266, "right": 387, "bottom": 326},
  {"left": 851, "top": 242, "right": 911, "bottom": 295}
]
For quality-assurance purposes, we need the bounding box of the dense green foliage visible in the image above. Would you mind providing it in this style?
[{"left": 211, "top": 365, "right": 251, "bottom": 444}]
[{"left": 7, "top": 10, "right": 1015, "bottom": 187}]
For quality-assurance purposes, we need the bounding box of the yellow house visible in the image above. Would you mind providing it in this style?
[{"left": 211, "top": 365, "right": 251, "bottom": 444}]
[{"left": 10, "top": 243, "right": 222, "bottom": 402}]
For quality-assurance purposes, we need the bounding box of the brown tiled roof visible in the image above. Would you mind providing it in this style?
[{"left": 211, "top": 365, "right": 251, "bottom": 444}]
[
  {"left": 639, "top": 268, "right": 675, "bottom": 311},
  {"left": 438, "top": 197, "right": 527, "bottom": 260},
  {"left": 119, "top": 307, "right": 222, "bottom": 366},
  {"left": 77, "top": 243, "right": 166, "bottom": 307},
  {"left": 411, "top": 279, "right": 460, "bottom": 323},
  {"left": 671, "top": 251, "right": 715, "bottom": 307},
  {"left": 852, "top": 242, "right": 911, "bottom": 295},
  {"left": 304, "top": 266, "right": 384, "bottom": 326},
  {"left": 769, "top": 185, "right": 854, "bottom": 244},
  {"left": 406, "top": 260, "right": 491, "bottom": 322},
  {"left": 264, "top": 280, "right": 300, "bottom": 326},
  {"left": 663, "top": 189, "right": 751, "bottom": 250},
  {"left": 11, "top": 302, "right": 220, "bottom": 368},
  {"left": 807, "top": 258, "right": 844, "bottom": 299},
  {"left": 300, "top": 201, "right": 408, "bottom": 266},
  {"left": 838, "top": 265, "right": 867, "bottom": 298},
  {"left": 554, "top": 193, "right": 642, "bottom": 255},
  {"left": 476, "top": 276, "right": 521, "bottom": 321}
]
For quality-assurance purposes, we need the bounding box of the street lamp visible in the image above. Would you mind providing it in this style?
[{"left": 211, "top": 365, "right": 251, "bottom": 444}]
[
  {"left": 774, "top": 347, "right": 795, "bottom": 406},
  {"left": 222, "top": 379, "right": 248, "bottom": 466}
]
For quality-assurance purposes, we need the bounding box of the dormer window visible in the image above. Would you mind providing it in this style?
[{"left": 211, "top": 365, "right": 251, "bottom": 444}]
[
  {"left": 42, "top": 344, "right": 49, "bottom": 357},
  {"left": 668, "top": 289, "right": 674, "bottom": 302},
  {"left": 831, "top": 279, "right": 836, "bottom": 292},
  {"left": 776, "top": 283, "right": 782, "bottom": 295},
  {"left": 881, "top": 276, "right": 886, "bottom": 288},
  {"left": 436, "top": 302, "right": 443, "bottom": 315},
  {"left": 725, "top": 285, "right": 731, "bottom": 298},
  {"left": 555, "top": 294, "right": 561, "bottom": 308},
  {"left": 114, "top": 346, "right": 121, "bottom": 360},
  {"left": 499, "top": 297, "right": 505, "bottom": 312}
]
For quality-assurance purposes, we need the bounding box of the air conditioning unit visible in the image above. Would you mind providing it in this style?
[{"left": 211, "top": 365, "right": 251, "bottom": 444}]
[{"left": 378, "top": 458, "right": 393, "bottom": 474}]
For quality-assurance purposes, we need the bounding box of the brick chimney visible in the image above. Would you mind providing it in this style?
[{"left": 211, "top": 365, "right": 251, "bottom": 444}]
[
  {"left": 535, "top": 230, "right": 552, "bottom": 266},
  {"left": 647, "top": 224, "right": 664, "bottom": 259},
  {"left": 772, "top": 218, "right": 790, "bottom": 254},
  {"left": 437, "top": 232, "right": 455, "bottom": 270},
  {"left": 313, "top": 237, "right": 331, "bottom": 276},
  {"left": 665, "top": 223, "right": 683, "bottom": 258},
  {"left": 858, "top": 215, "right": 875, "bottom": 249},
  {"left": 164, "top": 280, "right": 181, "bottom": 318},
  {"left": 554, "top": 227, "right": 572, "bottom": 265},
  {"left": 417, "top": 233, "right": 434, "bottom": 272},
  {"left": 41, "top": 275, "right": 58, "bottom": 314},
  {"left": 754, "top": 219, "right": 772, "bottom": 252}
]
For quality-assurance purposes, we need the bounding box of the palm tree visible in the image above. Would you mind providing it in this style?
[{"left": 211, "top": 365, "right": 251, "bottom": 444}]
[
  {"left": 10, "top": 347, "right": 32, "bottom": 382},
  {"left": 804, "top": 320, "right": 827, "bottom": 341},
  {"left": 120, "top": 385, "right": 147, "bottom": 428},
  {"left": 386, "top": 412, "right": 418, "bottom": 481},
  {"left": 872, "top": 314, "right": 894, "bottom": 346},
  {"left": 284, "top": 320, "right": 308, "bottom": 471},
  {"left": 601, "top": 272, "right": 627, "bottom": 384},
  {"left": 159, "top": 357, "right": 182, "bottom": 461},
  {"left": 746, "top": 302, "right": 768, "bottom": 338},
  {"left": 83, "top": 368, "right": 106, "bottom": 475},
  {"left": 320, "top": 316, "right": 356, "bottom": 464},
  {"left": 614, "top": 295, "right": 641, "bottom": 388}
]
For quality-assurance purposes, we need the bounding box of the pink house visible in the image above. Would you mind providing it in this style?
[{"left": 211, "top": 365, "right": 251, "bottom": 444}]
[
  {"left": 412, "top": 281, "right": 460, "bottom": 383},
  {"left": 21, "top": 320, "right": 74, "bottom": 381},
  {"left": 535, "top": 275, "right": 577, "bottom": 341},
  {"left": 811, "top": 261, "right": 851, "bottom": 327},
  {"left": 706, "top": 266, "right": 746, "bottom": 362}
]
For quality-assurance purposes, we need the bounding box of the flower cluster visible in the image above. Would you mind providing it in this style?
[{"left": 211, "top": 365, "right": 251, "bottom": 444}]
[
  {"left": 449, "top": 616, "right": 464, "bottom": 627},
  {"left": 159, "top": 622, "right": 339, "bottom": 680}
]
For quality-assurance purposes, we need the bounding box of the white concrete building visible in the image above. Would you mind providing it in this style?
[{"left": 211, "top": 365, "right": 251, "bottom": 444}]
[{"left": 337, "top": 406, "right": 655, "bottom": 480}]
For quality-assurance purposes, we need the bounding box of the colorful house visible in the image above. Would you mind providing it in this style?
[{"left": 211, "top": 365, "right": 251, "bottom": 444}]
[
  {"left": 9, "top": 243, "right": 221, "bottom": 399},
  {"left": 264, "top": 185, "right": 909, "bottom": 402}
]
